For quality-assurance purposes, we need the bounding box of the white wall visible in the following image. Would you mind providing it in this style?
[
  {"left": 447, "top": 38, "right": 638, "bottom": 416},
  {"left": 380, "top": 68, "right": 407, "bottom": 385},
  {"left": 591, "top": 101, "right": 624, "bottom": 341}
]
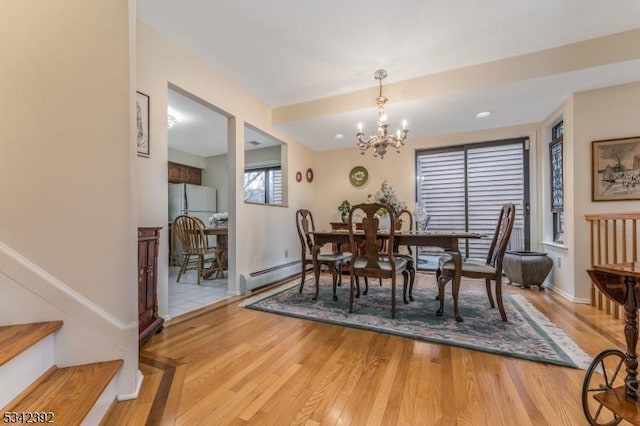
[
  {"left": 245, "top": 146, "right": 282, "bottom": 169},
  {"left": 202, "top": 154, "right": 229, "bottom": 213},
  {"left": 0, "top": 0, "right": 138, "bottom": 395},
  {"left": 168, "top": 148, "right": 207, "bottom": 169},
  {"left": 137, "top": 22, "right": 316, "bottom": 316}
]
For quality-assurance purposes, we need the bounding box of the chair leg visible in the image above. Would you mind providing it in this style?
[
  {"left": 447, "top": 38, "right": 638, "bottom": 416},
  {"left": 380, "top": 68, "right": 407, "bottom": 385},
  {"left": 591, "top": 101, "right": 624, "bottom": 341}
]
[
  {"left": 436, "top": 273, "right": 450, "bottom": 316},
  {"left": 408, "top": 267, "right": 416, "bottom": 302},
  {"left": 402, "top": 270, "right": 410, "bottom": 304},
  {"left": 391, "top": 276, "right": 397, "bottom": 319},
  {"left": 176, "top": 254, "right": 189, "bottom": 282},
  {"left": 298, "top": 260, "right": 306, "bottom": 293},
  {"left": 331, "top": 266, "right": 338, "bottom": 301},
  {"left": 363, "top": 277, "right": 369, "bottom": 295},
  {"left": 379, "top": 278, "right": 382, "bottom": 286},
  {"left": 495, "top": 276, "right": 507, "bottom": 321},
  {"left": 197, "top": 255, "right": 202, "bottom": 285},
  {"left": 355, "top": 276, "right": 361, "bottom": 298},
  {"left": 485, "top": 278, "right": 495, "bottom": 308},
  {"left": 337, "top": 262, "right": 343, "bottom": 287},
  {"left": 349, "top": 274, "right": 355, "bottom": 313}
]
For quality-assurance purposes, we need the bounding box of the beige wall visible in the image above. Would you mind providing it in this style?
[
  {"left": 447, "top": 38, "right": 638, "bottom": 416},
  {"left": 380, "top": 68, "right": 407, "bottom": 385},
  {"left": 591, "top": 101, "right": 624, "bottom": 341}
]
[
  {"left": 137, "top": 22, "right": 315, "bottom": 316},
  {"left": 572, "top": 82, "right": 640, "bottom": 301},
  {"left": 0, "top": 0, "right": 138, "bottom": 395},
  {"left": 310, "top": 124, "right": 539, "bottom": 247}
]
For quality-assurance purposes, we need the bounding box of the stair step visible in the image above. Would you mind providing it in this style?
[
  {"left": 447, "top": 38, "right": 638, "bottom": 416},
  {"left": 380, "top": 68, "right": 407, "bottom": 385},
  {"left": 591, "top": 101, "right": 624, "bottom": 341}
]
[
  {"left": 0, "top": 321, "right": 63, "bottom": 367},
  {"left": 3, "top": 360, "right": 123, "bottom": 424}
]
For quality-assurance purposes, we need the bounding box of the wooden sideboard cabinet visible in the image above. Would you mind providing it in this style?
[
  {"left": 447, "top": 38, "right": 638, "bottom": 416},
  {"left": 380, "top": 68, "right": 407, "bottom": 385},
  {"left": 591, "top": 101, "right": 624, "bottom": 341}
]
[
  {"left": 138, "top": 227, "right": 163, "bottom": 345},
  {"left": 168, "top": 162, "right": 202, "bottom": 185}
]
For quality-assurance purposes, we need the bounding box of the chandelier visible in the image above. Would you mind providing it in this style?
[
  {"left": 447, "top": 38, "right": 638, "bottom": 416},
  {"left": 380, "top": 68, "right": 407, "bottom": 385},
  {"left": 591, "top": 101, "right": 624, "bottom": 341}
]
[{"left": 356, "top": 69, "right": 408, "bottom": 159}]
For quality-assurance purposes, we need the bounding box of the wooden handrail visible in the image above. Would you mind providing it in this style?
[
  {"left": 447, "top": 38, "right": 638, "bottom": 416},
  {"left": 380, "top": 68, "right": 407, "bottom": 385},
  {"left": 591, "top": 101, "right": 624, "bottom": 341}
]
[{"left": 585, "top": 212, "right": 640, "bottom": 319}]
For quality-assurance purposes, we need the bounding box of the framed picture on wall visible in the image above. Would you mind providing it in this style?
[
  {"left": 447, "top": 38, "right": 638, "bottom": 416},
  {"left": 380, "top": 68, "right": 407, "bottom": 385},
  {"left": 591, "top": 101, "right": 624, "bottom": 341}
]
[
  {"left": 592, "top": 136, "right": 640, "bottom": 201},
  {"left": 136, "top": 91, "right": 150, "bottom": 157}
]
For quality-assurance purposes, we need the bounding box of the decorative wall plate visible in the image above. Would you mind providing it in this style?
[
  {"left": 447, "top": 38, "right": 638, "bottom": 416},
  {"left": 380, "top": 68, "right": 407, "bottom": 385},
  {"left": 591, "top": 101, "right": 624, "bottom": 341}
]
[
  {"left": 296, "top": 171, "right": 302, "bottom": 182},
  {"left": 306, "top": 168, "right": 314, "bottom": 182},
  {"left": 349, "top": 166, "right": 368, "bottom": 187}
]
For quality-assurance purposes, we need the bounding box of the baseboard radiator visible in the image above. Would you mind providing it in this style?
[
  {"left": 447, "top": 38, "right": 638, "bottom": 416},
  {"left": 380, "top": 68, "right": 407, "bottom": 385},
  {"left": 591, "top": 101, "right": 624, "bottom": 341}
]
[
  {"left": 241, "top": 260, "right": 301, "bottom": 292},
  {"left": 585, "top": 213, "right": 640, "bottom": 320}
]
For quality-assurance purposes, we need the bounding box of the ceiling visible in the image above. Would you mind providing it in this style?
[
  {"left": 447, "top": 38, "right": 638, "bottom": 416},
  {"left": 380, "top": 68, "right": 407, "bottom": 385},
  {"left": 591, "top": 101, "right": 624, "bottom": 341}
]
[
  {"left": 168, "top": 87, "right": 282, "bottom": 157},
  {"left": 142, "top": 1, "right": 640, "bottom": 154}
]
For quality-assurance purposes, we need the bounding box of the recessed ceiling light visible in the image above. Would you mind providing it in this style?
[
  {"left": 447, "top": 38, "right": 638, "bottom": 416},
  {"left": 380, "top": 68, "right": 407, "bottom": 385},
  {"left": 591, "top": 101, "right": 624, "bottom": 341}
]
[
  {"left": 335, "top": 134, "right": 344, "bottom": 139},
  {"left": 475, "top": 111, "right": 492, "bottom": 119}
]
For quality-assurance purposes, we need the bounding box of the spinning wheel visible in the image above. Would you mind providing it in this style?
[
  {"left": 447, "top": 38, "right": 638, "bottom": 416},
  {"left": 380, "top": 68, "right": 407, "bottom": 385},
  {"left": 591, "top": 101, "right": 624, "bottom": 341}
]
[
  {"left": 582, "top": 349, "right": 625, "bottom": 426},
  {"left": 583, "top": 265, "right": 640, "bottom": 425}
]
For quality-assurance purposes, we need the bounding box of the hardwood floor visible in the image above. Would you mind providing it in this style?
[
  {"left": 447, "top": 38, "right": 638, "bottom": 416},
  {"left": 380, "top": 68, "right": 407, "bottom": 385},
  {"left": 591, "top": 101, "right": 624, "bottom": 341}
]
[{"left": 104, "top": 273, "right": 629, "bottom": 425}]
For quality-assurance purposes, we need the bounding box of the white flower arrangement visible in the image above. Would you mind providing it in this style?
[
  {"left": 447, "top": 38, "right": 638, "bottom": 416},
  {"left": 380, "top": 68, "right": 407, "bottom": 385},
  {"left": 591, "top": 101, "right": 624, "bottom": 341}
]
[
  {"left": 209, "top": 212, "right": 229, "bottom": 227},
  {"left": 367, "top": 180, "right": 407, "bottom": 217}
]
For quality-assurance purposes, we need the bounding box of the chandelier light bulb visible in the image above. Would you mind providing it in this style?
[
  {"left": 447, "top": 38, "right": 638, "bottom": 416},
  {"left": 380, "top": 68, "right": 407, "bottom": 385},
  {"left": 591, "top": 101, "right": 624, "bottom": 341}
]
[
  {"left": 357, "top": 122, "right": 363, "bottom": 132},
  {"left": 402, "top": 120, "right": 407, "bottom": 129}
]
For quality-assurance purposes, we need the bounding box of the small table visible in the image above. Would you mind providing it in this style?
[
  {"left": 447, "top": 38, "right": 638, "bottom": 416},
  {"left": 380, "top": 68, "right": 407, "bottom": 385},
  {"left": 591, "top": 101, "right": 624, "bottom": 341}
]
[
  {"left": 311, "top": 230, "right": 483, "bottom": 322},
  {"left": 202, "top": 227, "right": 228, "bottom": 279},
  {"left": 585, "top": 262, "right": 640, "bottom": 424}
]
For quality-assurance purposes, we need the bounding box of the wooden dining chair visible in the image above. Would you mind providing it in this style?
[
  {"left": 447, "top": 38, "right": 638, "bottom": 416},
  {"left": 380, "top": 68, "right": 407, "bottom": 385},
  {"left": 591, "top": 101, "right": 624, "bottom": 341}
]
[
  {"left": 348, "top": 203, "right": 409, "bottom": 319},
  {"left": 296, "top": 209, "right": 351, "bottom": 301},
  {"left": 374, "top": 209, "right": 417, "bottom": 303},
  {"left": 173, "top": 215, "right": 221, "bottom": 285},
  {"left": 436, "top": 203, "right": 516, "bottom": 321}
]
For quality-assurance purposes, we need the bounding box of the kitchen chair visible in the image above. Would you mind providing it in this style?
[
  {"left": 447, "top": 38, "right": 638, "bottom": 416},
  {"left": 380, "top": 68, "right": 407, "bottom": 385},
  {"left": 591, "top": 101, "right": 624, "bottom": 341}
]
[
  {"left": 173, "top": 214, "right": 222, "bottom": 285},
  {"left": 348, "top": 203, "right": 409, "bottom": 319},
  {"left": 296, "top": 209, "right": 351, "bottom": 301},
  {"left": 436, "top": 203, "right": 516, "bottom": 321}
]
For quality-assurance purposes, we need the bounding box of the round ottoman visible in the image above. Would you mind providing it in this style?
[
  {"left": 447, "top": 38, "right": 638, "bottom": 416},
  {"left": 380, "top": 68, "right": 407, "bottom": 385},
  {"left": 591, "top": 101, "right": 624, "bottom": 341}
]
[{"left": 503, "top": 251, "right": 553, "bottom": 290}]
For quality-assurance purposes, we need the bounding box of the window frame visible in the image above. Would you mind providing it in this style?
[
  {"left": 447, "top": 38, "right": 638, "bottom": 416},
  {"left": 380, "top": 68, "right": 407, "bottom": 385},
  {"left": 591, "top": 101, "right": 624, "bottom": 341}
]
[{"left": 243, "top": 166, "right": 282, "bottom": 205}]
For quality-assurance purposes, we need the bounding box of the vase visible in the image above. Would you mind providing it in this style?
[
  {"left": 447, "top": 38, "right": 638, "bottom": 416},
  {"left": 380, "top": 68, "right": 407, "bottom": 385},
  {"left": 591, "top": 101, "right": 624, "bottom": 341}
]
[{"left": 503, "top": 251, "right": 553, "bottom": 290}]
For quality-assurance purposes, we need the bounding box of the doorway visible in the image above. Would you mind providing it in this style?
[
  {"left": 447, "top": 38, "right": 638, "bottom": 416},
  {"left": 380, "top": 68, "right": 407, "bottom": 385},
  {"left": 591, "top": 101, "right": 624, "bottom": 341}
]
[{"left": 166, "top": 85, "right": 231, "bottom": 317}]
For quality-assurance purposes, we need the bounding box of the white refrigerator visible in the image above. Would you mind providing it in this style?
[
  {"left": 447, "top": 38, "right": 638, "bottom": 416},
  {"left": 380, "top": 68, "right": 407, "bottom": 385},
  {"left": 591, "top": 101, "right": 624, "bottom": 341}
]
[{"left": 169, "top": 183, "right": 217, "bottom": 265}]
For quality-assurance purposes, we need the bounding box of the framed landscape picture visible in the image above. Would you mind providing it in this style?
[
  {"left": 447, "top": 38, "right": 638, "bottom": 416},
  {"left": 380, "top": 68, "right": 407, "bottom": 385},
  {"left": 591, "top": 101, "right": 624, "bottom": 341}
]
[
  {"left": 592, "top": 136, "right": 640, "bottom": 201},
  {"left": 136, "top": 91, "right": 150, "bottom": 157}
]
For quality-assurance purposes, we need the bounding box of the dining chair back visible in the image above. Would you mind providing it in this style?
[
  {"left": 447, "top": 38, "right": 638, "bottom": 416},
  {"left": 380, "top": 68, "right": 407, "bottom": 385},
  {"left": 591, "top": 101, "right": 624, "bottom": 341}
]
[
  {"left": 348, "top": 203, "right": 409, "bottom": 319},
  {"left": 173, "top": 215, "right": 217, "bottom": 285},
  {"left": 436, "top": 203, "right": 516, "bottom": 321},
  {"left": 295, "top": 209, "right": 350, "bottom": 301}
]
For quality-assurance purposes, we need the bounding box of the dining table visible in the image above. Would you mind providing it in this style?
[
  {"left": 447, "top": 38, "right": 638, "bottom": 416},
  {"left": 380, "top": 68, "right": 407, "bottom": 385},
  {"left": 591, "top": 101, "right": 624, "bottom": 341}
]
[
  {"left": 310, "top": 229, "right": 484, "bottom": 322},
  {"left": 201, "top": 227, "right": 228, "bottom": 279}
]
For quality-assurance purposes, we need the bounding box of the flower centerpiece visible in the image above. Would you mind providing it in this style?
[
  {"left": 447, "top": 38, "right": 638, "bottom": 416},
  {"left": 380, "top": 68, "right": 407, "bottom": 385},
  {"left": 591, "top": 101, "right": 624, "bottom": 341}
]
[
  {"left": 367, "top": 181, "right": 407, "bottom": 227},
  {"left": 337, "top": 200, "right": 351, "bottom": 223},
  {"left": 208, "top": 212, "right": 229, "bottom": 228}
]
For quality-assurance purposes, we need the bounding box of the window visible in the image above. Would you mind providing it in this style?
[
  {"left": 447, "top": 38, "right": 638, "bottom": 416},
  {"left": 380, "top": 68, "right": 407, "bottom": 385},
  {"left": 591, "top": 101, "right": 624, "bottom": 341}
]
[
  {"left": 244, "top": 167, "right": 282, "bottom": 204},
  {"left": 550, "top": 121, "right": 564, "bottom": 243},
  {"left": 415, "top": 138, "right": 529, "bottom": 266}
]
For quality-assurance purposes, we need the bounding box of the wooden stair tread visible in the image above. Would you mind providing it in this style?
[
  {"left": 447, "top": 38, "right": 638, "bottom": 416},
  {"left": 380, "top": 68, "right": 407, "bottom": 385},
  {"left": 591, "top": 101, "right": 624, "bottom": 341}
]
[
  {"left": 0, "top": 321, "right": 63, "bottom": 367},
  {"left": 4, "top": 360, "right": 123, "bottom": 423}
]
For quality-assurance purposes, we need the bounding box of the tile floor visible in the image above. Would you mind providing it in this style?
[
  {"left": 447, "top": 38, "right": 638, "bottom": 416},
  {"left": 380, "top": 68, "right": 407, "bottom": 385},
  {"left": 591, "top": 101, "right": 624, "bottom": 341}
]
[{"left": 168, "top": 266, "right": 230, "bottom": 318}]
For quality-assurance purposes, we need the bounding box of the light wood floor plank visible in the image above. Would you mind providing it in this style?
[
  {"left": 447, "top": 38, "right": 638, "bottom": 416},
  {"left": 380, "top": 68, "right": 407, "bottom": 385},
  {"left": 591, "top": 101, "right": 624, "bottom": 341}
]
[{"left": 103, "top": 273, "right": 634, "bottom": 425}]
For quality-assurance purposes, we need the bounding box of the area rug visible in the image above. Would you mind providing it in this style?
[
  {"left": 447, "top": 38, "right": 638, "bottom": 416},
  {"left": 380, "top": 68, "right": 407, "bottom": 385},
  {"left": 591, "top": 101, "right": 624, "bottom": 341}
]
[{"left": 241, "top": 276, "right": 591, "bottom": 369}]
